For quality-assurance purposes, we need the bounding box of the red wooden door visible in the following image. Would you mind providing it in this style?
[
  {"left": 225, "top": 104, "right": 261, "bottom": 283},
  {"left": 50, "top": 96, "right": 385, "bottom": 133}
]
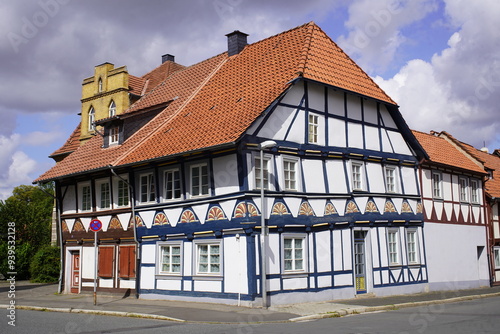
[{"left": 70, "top": 251, "right": 80, "bottom": 293}]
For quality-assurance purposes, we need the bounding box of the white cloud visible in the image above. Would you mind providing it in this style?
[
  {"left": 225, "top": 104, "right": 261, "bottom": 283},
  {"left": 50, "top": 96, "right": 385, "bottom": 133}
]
[
  {"left": 374, "top": 0, "right": 500, "bottom": 149},
  {"left": 0, "top": 135, "right": 37, "bottom": 200},
  {"left": 338, "top": 0, "right": 438, "bottom": 74}
]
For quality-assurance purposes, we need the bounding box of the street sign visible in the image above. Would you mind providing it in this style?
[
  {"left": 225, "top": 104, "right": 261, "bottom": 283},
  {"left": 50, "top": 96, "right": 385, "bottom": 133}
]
[{"left": 89, "top": 219, "right": 102, "bottom": 232}]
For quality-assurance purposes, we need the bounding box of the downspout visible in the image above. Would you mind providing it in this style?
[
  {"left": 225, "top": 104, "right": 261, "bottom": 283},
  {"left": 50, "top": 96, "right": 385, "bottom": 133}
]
[{"left": 110, "top": 167, "right": 139, "bottom": 299}]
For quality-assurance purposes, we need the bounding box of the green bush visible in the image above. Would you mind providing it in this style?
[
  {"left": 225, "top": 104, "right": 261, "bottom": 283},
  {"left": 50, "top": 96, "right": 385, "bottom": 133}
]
[
  {"left": 29, "top": 245, "right": 60, "bottom": 283},
  {"left": 0, "top": 242, "right": 36, "bottom": 280}
]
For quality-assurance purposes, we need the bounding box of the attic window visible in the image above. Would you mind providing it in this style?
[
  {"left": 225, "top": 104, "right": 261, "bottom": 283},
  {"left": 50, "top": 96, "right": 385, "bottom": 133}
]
[
  {"left": 88, "top": 107, "right": 95, "bottom": 131},
  {"left": 109, "top": 100, "right": 116, "bottom": 117},
  {"left": 110, "top": 126, "right": 120, "bottom": 145}
]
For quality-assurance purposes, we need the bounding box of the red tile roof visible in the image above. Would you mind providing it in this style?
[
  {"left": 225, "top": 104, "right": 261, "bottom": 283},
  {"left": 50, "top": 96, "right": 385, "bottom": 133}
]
[
  {"left": 36, "top": 22, "right": 397, "bottom": 182},
  {"left": 128, "top": 75, "right": 147, "bottom": 96},
  {"left": 412, "top": 130, "right": 486, "bottom": 174},
  {"left": 441, "top": 132, "right": 500, "bottom": 198},
  {"left": 49, "top": 123, "right": 81, "bottom": 160}
]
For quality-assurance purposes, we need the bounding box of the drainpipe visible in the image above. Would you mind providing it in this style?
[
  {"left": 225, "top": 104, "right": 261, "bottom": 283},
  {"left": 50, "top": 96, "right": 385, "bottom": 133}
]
[{"left": 110, "top": 167, "right": 139, "bottom": 299}]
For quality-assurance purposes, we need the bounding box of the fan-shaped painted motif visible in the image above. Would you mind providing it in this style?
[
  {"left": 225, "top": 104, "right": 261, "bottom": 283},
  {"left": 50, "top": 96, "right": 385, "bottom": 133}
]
[
  {"left": 133, "top": 215, "right": 144, "bottom": 227},
  {"left": 154, "top": 212, "right": 168, "bottom": 225},
  {"left": 247, "top": 203, "right": 259, "bottom": 217},
  {"left": 324, "top": 203, "right": 337, "bottom": 215},
  {"left": 401, "top": 202, "right": 413, "bottom": 213},
  {"left": 416, "top": 203, "right": 423, "bottom": 214},
  {"left": 233, "top": 202, "right": 247, "bottom": 218},
  {"left": 62, "top": 221, "right": 69, "bottom": 233},
  {"left": 207, "top": 206, "right": 225, "bottom": 221},
  {"left": 299, "top": 202, "right": 315, "bottom": 216},
  {"left": 384, "top": 201, "right": 397, "bottom": 213},
  {"left": 180, "top": 210, "right": 197, "bottom": 223},
  {"left": 72, "top": 220, "right": 85, "bottom": 232},
  {"left": 109, "top": 217, "right": 122, "bottom": 229},
  {"left": 345, "top": 200, "right": 360, "bottom": 214},
  {"left": 272, "top": 202, "right": 289, "bottom": 215},
  {"left": 365, "top": 200, "right": 378, "bottom": 213}
]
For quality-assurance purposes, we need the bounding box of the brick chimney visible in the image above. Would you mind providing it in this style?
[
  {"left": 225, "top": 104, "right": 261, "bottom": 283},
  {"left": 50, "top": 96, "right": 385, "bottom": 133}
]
[
  {"left": 225, "top": 30, "right": 248, "bottom": 56},
  {"left": 162, "top": 54, "right": 175, "bottom": 63}
]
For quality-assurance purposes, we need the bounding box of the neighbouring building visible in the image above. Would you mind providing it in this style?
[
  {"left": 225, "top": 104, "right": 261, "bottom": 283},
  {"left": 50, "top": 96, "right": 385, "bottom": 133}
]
[
  {"left": 36, "top": 22, "right": 493, "bottom": 306},
  {"left": 412, "top": 130, "right": 490, "bottom": 290}
]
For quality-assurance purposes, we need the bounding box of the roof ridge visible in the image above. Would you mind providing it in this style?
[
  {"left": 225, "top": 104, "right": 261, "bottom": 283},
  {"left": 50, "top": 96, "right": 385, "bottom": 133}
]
[
  {"left": 113, "top": 55, "right": 229, "bottom": 167},
  {"left": 297, "top": 22, "right": 316, "bottom": 75}
]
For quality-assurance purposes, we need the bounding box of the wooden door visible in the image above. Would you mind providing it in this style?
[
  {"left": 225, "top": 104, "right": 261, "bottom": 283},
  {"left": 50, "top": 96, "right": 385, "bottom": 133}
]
[
  {"left": 70, "top": 251, "right": 80, "bottom": 293},
  {"left": 354, "top": 231, "right": 367, "bottom": 294}
]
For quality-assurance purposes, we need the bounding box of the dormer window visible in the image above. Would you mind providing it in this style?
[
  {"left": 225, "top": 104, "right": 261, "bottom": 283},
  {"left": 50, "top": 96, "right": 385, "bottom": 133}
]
[
  {"left": 109, "top": 100, "right": 116, "bottom": 117},
  {"left": 109, "top": 126, "right": 120, "bottom": 145},
  {"left": 88, "top": 107, "right": 95, "bottom": 131},
  {"left": 98, "top": 78, "right": 103, "bottom": 93}
]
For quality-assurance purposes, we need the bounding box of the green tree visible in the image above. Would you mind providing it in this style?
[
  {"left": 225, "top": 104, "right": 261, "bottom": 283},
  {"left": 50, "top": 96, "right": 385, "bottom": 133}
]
[{"left": 0, "top": 183, "right": 55, "bottom": 279}]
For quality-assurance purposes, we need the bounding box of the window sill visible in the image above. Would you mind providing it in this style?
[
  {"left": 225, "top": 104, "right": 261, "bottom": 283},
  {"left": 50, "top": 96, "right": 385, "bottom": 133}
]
[
  {"left": 281, "top": 271, "right": 308, "bottom": 278},
  {"left": 192, "top": 275, "right": 223, "bottom": 281},
  {"left": 155, "top": 274, "right": 182, "bottom": 280}
]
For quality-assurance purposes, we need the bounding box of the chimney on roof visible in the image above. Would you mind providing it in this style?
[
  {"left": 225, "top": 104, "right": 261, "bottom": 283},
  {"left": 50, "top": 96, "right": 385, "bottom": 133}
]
[
  {"left": 162, "top": 54, "right": 175, "bottom": 63},
  {"left": 225, "top": 30, "right": 248, "bottom": 56}
]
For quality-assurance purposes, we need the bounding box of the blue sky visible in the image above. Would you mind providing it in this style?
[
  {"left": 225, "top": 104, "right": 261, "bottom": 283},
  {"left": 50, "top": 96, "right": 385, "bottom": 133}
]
[{"left": 1, "top": 0, "right": 499, "bottom": 199}]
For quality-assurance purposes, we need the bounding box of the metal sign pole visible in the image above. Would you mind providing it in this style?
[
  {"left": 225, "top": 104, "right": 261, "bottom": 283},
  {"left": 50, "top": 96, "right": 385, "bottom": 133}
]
[{"left": 94, "top": 230, "right": 97, "bottom": 306}]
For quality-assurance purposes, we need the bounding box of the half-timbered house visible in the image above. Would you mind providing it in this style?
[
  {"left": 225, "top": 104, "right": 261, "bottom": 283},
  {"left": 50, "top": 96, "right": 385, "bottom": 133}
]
[
  {"left": 412, "top": 130, "right": 490, "bottom": 290},
  {"left": 36, "top": 22, "right": 437, "bottom": 306}
]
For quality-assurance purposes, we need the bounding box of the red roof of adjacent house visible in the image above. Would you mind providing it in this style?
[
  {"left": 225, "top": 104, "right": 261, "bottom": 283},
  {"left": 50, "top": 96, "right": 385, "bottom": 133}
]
[
  {"left": 49, "top": 122, "right": 81, "bottom": 159},
  {"left": 36, "top": 22, "right": 397, "bottom": 182},
  {"left": 440, "top": 132, "right": 500, "bottom": 198},
  {"left": 128, "top": 75, "right": 147, "bottom": 96}
]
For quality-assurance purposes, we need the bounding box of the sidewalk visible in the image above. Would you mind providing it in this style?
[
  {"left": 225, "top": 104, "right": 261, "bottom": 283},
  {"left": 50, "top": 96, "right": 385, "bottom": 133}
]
[{"left": 2, "top": 281, "right": 500, "bottom": 323}]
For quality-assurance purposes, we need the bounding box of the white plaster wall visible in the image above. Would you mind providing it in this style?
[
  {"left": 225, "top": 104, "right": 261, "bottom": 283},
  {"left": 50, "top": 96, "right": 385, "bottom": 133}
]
[
  {"left": 140, "top": 267, "right": 155, "bottom": 289},
  {"left": 282, "top": 277, "right": 308, "bottom": 290},
  {"left": 333, "top": 230, "right": 345, "bottom": 271},
  {"left": 325, "top": 160, "right": 348, "bottom": 194},
  {"left": 365, "top": 126, "right": 380, "bottom": 151},
  {"left": 327, "top": 89, "right": 344, "bottom": 117},
  {"left": 120, "top": 279, "right": 135, "bottom": 289},
  {"left": 213, "top": 154, "right": 240, "bottom": 196},
  {"left": 302, "top": 159, "right": 325, "bottom": 193},
  {"left": 280, "top": 81, "right": 304, "bottom": 106},
  {"left": 141, "top": 244, "right": 156, "bottom": 264},
  {"left": 347, "top": 122, "right": 363, "bottom": 149},
  {"left": 364, "top": 99, "right": 378, "bottom": 124},
  {"left": 401, "top": 166, "right": 418, "bottom": 195},
  {"left": 307, "top": 82, "right": 325, "bottom": 112},
  {"left": 422, "top": 169, "right": 432, "bottom": 198},
  {"left": 157, "top": 279, "right": 181, "bottom": 291},
  {"left": 82, "top": 246, "right": 96, "bottom": 279},
  {"left": 261, "top": 104, "right": 295, "bottom": 141},
  {"left": 328, "top": 117, "right": 346, "bottom": 147},
  {"left": 267, "top": 233, "right": 280, "bottom": 274},
  {"left": 366, "top": 162, "right": 384, "bottom": 193},
  {"left": 388, "top": 130, "right": 412, "bottom": 155},
  {"left": 346, "top": 94, "right": 362, "bottom": 121},
  {"left": 379, "top": 105, "right": 396, "bottom": 128},
  {"left": 194, "top": 279, "right": 222, "bottom": 292},
  {"left": 223, "top": 236, "right": 248, "bottom": 294},
  {"left": 315, "top": 231, "right": 331, "bottom": 273},
  {"left": 424, "top": 223, "right": 490, "bottom": 289},
  {"left": 62, "top": 185, "right": 76, "bottom": 214}
]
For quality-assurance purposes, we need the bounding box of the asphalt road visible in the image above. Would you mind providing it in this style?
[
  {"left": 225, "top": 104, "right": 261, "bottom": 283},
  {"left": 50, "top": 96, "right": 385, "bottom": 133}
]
[{"left": 2, "top": 296, "right": 500, "bottom": 334}]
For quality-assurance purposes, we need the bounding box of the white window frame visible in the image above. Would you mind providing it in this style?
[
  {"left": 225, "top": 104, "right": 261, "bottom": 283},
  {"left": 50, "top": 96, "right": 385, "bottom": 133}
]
[
  {"left": 385, "top": 166, "right": 398, "bottom": 193},
  {"left": 157, "top": 242, "right": 183, "bottom": 275},
  {"left": 308, "top": 113, "right": 319, "bottom": 144},
  {"left": 281, "top": 234, "right": 308, "bottom": 274},
  {"left": 190, "top": 163, "right": 209, "bottom": 197},
  {"left": 109, "top": 100, "right": 116, "bottom": 117},
  {"left": 113, "top": 175, "right": 130, "bottom": 208},
  {"left": 109, "top": 126, "right": 120, "bottom": 145},
  {"left": 163, "top": 168, "right": 182, "bottom": 201},
  {"left": 351, "top": 161, "right": 364, "bottom": 191},
  {"left": 88, "top": 107, "right": 95, "bottom": 132},
  {"left": 471, "top": 179, "right": 480, "bottom": 204},
  {"left": 406, "top": 229, "right": 420, "bottom": 265},
  {"left": 283, "top": 158, "right": 298, "bottom": 191},
  {"left": 459, "top": 177, "right": 468, "bottom": 202},
  {"left": 387, "top": 229, "right": 400, "bottom": 266},
  {"left": 95, "top": 178, "right": 111, "bottom": 211},
  {"left": 494, "top": 247, "right": 500, "bottom": 269},
  {"left": 78, "top": 182, "right": 92, "bottom": 212},
  {"left": 432, "top": 171, "right": 442, "bottom": 199},
  {"left": 194, "top": 240, "right": 222, "bottom": 276},
  {"left": 254, "top": 155, "right": 272, "bottom": 190},
  {"left": 139, "top": 172, "right": 156, "bottom": 204}
]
